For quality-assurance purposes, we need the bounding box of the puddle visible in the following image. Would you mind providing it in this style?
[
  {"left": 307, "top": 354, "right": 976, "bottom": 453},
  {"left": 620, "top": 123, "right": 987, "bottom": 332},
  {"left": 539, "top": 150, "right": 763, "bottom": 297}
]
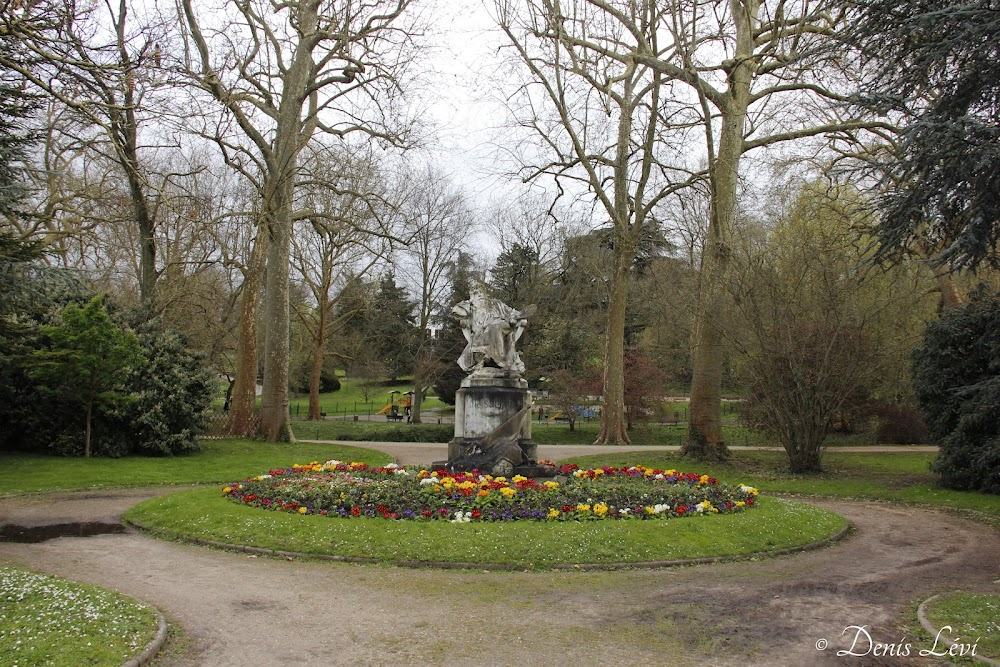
[{"left": 0, "top": 522, "right": 129, "bottom": 543}]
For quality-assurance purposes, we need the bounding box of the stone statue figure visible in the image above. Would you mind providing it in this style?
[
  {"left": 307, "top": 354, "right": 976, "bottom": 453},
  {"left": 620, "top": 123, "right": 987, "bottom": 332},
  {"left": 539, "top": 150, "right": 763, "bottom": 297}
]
[{"left": 452, "top": 288, "right": 536, "bottom": 376}]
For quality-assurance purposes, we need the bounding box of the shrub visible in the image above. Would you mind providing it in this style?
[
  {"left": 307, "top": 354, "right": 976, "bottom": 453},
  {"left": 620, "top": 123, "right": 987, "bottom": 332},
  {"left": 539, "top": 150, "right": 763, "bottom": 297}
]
[
  {"left": 99, "top": 318, "right": 214, "bottom": 456},
  {"left": 873, "top": 403, "right": 929, "bottom": 444},
  {"left": 319, "top": 371, "right": 341, "bottom": 394},
  {"left": 913, "top": 287, "right": 1000, "bottom": 493}
]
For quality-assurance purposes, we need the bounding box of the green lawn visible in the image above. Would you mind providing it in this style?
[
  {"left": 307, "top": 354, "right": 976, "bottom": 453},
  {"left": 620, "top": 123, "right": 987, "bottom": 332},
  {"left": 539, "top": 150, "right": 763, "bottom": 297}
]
[
  {"left": 214, "top": 375, "right": 449, "bottom": 417},
  {"left": 286, "top": 417, "right": 884, "bottom": 447},
  {"left": 922, "top": 592, "right": 1000, "bottom": 659},
  {"left": 0, "top": 566, "right": 158, "bottom": 667},
  {"left": 0, "top": 439, "right": 392, "bottom": 495},
  {"left": 124, "top": 490, "right": 846, "bottom": 568}
]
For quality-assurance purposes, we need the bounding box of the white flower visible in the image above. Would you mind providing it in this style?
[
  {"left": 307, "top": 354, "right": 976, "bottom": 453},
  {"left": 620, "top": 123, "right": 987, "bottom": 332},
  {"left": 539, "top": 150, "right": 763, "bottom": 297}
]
[
  {"left": 653, "top": 503, "right": 670, "bottom": 514},
  {"left": 450, "top": 511, "right": 471, "bottom": 523},
  {"left": 325, "top": 460, "right": 342, "bottom": 467},
  {"left": 420, "top": 478, "right": 437, "bottom": 486},
  {"left": 385, "top": 463, "right": 399, "bottom": 469},
  {"left": 654, "top": 473, "right": 664, "bottom": 480}
]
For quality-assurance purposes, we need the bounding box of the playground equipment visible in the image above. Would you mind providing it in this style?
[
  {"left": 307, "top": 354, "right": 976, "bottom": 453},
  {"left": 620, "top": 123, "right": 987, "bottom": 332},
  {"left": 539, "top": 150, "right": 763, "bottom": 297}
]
[
  {"left": 377, "top": 390, "right": 413, "bottom": 421},
  {"left": 547, "top": 406, "right": 597, "bottom": 422}
]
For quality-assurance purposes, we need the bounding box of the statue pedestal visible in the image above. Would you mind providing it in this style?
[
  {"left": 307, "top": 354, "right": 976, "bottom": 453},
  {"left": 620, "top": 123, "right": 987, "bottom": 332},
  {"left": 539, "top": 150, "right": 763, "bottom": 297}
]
[
  {"left": 433, "top": 373, "right": 551, "bottom": 476},
  {"left": 450, "top": 375, "right": 535, "bottom": 460}
]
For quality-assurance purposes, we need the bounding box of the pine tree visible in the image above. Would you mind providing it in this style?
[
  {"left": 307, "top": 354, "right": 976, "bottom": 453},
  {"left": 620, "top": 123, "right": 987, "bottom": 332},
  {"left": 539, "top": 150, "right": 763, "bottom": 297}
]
[
  {"left": 364, "top": 273, "right": 418, "bottom": 381},
  {"left": 850, "top": 0, "right": 1000, "bottom": 269},
  {"left": 912, "top": 286, "right": 1000, "bottom": 494}
]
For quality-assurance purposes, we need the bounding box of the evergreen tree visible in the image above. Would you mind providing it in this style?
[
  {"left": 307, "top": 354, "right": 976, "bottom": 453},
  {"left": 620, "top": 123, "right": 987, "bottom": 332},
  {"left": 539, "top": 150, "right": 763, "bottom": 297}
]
[
  {"left": 27, "top": 297, "right": 142, "bottom": 458},
  {"left": 850, "top": 0, "right": 1000, "bottom": 269},
  {"left": 364, "top": 273, "right": 418, "bottom": 381},
  {"left": 913, "top": 286, "right": 1000, "bottom": 494},
  {"left": 490, "top": 243, "right": 541, "bottom": 306}
]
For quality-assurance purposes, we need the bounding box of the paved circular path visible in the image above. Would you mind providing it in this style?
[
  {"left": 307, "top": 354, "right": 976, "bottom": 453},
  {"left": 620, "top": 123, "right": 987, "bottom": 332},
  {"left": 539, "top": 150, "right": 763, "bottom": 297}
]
[{"left": 1, "top": 444, "right": 996, "bottom": 667}]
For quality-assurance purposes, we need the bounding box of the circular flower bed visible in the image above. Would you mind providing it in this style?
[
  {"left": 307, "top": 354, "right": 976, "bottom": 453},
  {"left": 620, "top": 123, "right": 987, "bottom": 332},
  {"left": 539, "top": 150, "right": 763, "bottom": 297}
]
[{"left": 223, "top": 461, "right": 760, "bottom": 523}]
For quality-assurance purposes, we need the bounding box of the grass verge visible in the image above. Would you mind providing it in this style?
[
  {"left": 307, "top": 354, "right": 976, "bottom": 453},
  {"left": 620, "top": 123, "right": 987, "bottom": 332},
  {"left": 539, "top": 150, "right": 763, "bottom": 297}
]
[
  {"left": 0, "top": 439, "right": 392, "bottom": 495},
  {"left": 124, "top": 489, "right": 846, "bottom": 569},
  {"left": 922, "top": 592, "right": 1000, "bottom": 660},
  {"left": 0, "top": 565, "right": 158, "bottom": 667}
]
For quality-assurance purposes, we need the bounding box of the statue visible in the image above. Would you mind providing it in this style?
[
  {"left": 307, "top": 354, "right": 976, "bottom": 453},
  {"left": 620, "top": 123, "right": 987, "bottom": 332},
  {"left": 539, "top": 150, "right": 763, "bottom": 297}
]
[
  {"left": 436, "top": 288, "right": 552, "bottom": 477},
  {"left": 452, "top": 288, "right": 536, "bottom": 376}
]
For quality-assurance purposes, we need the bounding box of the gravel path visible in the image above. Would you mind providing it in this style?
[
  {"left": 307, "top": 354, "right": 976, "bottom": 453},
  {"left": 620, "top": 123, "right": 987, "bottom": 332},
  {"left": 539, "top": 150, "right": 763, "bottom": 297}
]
[{"left": 1, "top": 445, "right": 995, "bottom": 667}]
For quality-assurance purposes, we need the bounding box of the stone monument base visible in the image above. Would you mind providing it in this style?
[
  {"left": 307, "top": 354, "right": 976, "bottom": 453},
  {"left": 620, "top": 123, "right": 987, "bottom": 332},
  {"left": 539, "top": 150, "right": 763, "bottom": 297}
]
[{"left": 432, "top": 372, "right": 555, "bottom": 477}]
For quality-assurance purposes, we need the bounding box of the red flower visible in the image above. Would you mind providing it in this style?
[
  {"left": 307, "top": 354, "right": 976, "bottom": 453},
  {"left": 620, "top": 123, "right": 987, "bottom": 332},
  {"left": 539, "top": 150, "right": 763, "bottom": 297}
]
[
  {"left": 421, "top": 509, "right": 433, "bottom": 518},
  {"left": 562, "top": 505, "right": 574, "bottom": 513},
  {"left": 471, "top": 509, "right": 482, "bottom": 520},
  {"left": 351, "top": 506, "right": 361, "bottom": 517}
]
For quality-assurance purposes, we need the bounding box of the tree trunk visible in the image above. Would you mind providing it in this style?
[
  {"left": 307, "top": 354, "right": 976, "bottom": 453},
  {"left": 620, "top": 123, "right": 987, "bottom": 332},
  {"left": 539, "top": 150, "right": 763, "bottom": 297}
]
[
  {"left": 787, "top": 442, "right": 823, "bottom": 473},
  {"left": 112, "top": 0, "right": 158, "bottom": 306},
  {"left": 685, "top": 231, "right": 729, "bottom": 459},
  {"left": 257, "top": 1, "right": 319, "bottom": 442},
  {"left": 226, "top": 229, "right": 267, "bottom": 437},
  {"left": 306, "top": 341, "right": 324, "bottom": 420},
  {"left": 259, "top": 178, "right": 293, "bottom": 441},
  {"left": 306, "top": 295, "right": 327, "bottom": 420},
  {"left": 595, "top": 245, "right": 632, "bottom": 445},
  {"left": 933, "top": 268, "right": 964, "bottom": 311},
  {"left": 684, "top": 0, "right": 759, "bottom": 461},
  {"left": 84, "top": 400, "right": 92, "bottom": 458},
  {"left": 411, "top": 383, "right": 422, "bottom": 424}
]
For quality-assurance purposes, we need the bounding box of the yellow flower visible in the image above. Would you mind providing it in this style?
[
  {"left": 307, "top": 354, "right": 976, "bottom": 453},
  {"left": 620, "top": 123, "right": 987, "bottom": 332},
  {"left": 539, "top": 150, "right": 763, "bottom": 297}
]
[
  {"left": 593, "top": 503, "right": 608, "bottom": 517},
  {"left": 512, "top": 474, "right": 528, "bottom": 483},
  {"left": 222, "top": 486, "right": 232, "bottom": 494},
  {"left": 500, "top": 487, "right": 517, "bottom": 498},
  {"left": 736, "top": 501, "right": 746, "bottom": 508},
  {"left": 543, "top": 481, "right": 559, "bottom": 490},
  {"left": 298, "top": 507, "right": 307, "bottom": 514},
  {"left": 547, "top": 508, "right": 560, "bottom": 519},
  {"left": 644, "top": 506, "right": 655, "bottom": 514},
  {"left": 699, "top": 474, "right": 710, "bottom": 485},
  {"left": 576, "top": 503, "right": 591, "bottom": 513}
]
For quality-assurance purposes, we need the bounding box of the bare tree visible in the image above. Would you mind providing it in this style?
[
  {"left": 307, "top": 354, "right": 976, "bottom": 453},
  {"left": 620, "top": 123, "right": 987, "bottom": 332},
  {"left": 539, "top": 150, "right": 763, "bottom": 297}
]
[
  {"left": 292, "top": 146, "right": 393, "bottom": 420},
  {"left": 179, "top": 0, "right": 418, "bottom": 440},
  {"left": 4, "top": 0, "right": 191, "bottom": 304},
  {"left": 728, "top": 181, "right": 935, "bottom": 471},
  {"left": 494, "top": 0, "right": 698, "bottom": 445},
  {"left": 497, "top": 0, "right": 893, "bottom": 456},
  {"left": 393, "top": 165, "right": 472, "bottom": 424}
]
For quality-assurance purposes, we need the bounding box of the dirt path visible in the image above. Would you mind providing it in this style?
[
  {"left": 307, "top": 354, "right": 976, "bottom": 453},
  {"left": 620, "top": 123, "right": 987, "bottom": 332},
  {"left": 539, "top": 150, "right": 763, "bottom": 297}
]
[{"left": 0, "top": 448, "right": 995, "bottom": 667}]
